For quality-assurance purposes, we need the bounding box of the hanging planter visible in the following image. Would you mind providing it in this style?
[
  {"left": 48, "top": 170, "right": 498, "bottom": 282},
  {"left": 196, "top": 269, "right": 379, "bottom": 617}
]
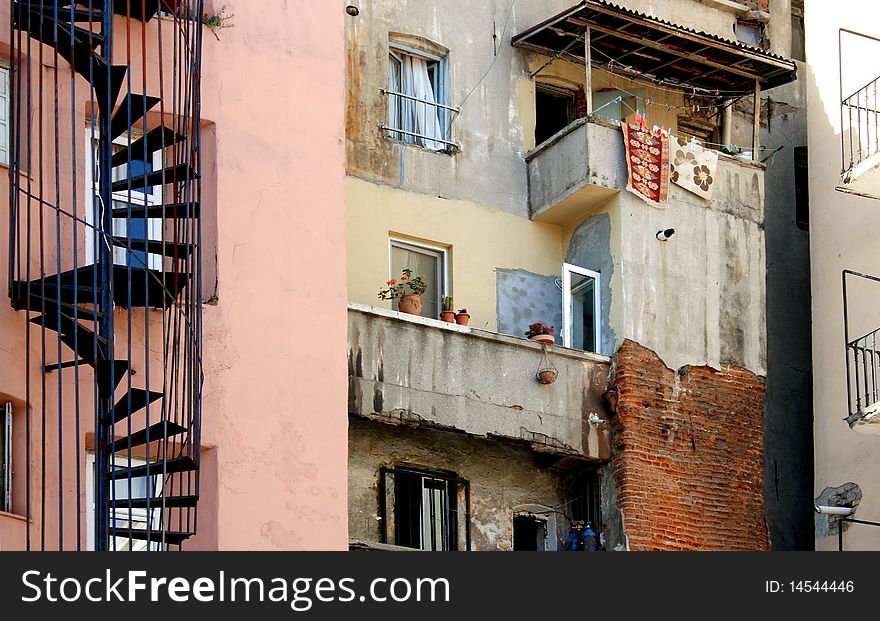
[
  {"left": 535, "top": 348, "right": 559, "bottom": 385},
  {"left": 378, "top": 268, "right": 429, "bottom": 317}
]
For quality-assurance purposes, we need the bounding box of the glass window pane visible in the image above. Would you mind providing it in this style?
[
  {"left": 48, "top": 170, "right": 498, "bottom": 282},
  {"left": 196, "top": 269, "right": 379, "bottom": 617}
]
[
  {"left": 570, "top": 272, "right": 596, "bottom": 353},
  {"left": 421, "top": 478, "right": 446, "bottom": 551},
  {"left": 390, "top": 244, "right": 441, "bottom": 319}
]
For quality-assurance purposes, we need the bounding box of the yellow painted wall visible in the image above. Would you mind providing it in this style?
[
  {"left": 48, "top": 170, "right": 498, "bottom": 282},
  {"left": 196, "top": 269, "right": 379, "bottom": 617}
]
[{"left": 347, "top": 176, "right": 565, "bottom": 331}]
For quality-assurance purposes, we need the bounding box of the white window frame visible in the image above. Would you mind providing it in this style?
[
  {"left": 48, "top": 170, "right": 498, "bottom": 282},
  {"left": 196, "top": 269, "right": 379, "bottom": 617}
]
[
  {"left": 84, "top": 128, "right": 164, "bottom": 269},
  {"left": 0, "top": 65, "right": 10, "bottom": 167},
  {"left": 85, "top": 453, "right": 165, "bottom": 551},
  {"left": 562, "top": 263, "right": 602, "bottom": 354},
  {"left": 385, "top": 44, "right": 454, "bottom": 148},
  {"left": 388, "top": 237, "right": 449, "bottom": 308},
  {"left": 1, "top": 402, "right": 11, "bottom": 514}
]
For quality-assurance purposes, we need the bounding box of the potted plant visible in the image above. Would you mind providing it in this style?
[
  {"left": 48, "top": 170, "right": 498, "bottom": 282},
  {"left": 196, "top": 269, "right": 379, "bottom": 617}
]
[
  {"left": 378, "top": 268, "right": 429, "bottom": 316},
  {"left": 455, "top": 308, "right": 470, "bottom": 326},
  {"left": 440, "top": 296, "right": 456, "bottom": 323},
  {"left": 525, "top": 322, "right": 555, "bottom": 345}
]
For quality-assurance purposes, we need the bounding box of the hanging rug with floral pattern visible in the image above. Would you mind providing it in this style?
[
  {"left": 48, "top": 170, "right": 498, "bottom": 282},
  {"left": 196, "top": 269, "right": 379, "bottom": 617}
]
[
  {"left": 670, "top": 136, "right": 719, "bottom": 200},
  {"left": 623, "top": 121, "right": 670, "bottom": 208}
]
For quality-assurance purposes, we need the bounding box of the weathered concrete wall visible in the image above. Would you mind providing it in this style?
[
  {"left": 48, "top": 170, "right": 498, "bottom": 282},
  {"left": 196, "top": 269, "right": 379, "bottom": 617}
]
[
  {"left": 759, "top": 61, "right": 813, "bottom": 550},
  {"left": 348, "top": 305, "right": 612, "bottom": 460},
  {"left": 611, "top": 340, "right": 770, "bottom": 550},
  {"left": 805, "top": 0, "right": 880, "bottom": 551},
  {"left": 496, "top": 269, "right": 563, "bottom": 342},
  {"left": 614, "top": 155, "right": 767, "bottom": 376},
  {"left": 527, "top": 118, "right": 627, "bottom": 222},
  {"left": 349, "top": 416, "right": 597, "bottom": 551}
]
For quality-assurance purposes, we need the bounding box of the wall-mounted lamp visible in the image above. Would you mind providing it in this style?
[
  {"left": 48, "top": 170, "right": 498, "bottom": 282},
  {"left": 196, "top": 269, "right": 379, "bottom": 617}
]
[
  {"left": 815, "top": 505, "right": 854, "bottom": 516},
  {"left": 656, "top": 228, "right": 675, "bottom": 241},
  {"left": 345, "top": 5, "right": 360, "bottom": 16}
]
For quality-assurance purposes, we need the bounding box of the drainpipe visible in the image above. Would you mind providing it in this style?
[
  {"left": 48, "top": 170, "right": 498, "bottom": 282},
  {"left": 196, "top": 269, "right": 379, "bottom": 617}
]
[{"left": 722, "top": 103, "right": 733, "bottom": 149}]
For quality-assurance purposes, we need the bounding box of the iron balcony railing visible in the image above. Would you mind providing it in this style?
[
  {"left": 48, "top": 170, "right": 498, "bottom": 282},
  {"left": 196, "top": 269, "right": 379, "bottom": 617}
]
[
  {"left": 841, "top": 75, "right": 880, "bottom": 178},
  {"left": 379, "top": 89, "right": 461, "bottom": 150},
  {"left": 843, "top": 270, "right": 880, "bottom": 422}
]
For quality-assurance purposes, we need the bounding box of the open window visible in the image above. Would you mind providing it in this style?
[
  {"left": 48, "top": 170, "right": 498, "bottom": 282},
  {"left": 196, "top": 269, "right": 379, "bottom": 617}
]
[
  {"left": 84, "top": 129, "right": 163, "bottom": 270},
  {"left": 386, "top": 45, "right": 450, "bottom": 150},
  {"left": 513, "top": 514, "right": 547, "bottom": 551},
  {"left": 380, "top": 466, "right": 468, "bottom": 551},
  {"left": 85, "top": 453, "right": 165, "bottom": 551},
  {"left": 389, "top": 238, "right": 448, "bottom": 320},
  {"left": 592, "top": 88, "right": 645, "bottom": 124},
  {"left": 535, "top": 84, "right": 575, "bottom": 145},
  {"left": 1, "top": 403, "right": 11, "bottom": 514},
  {"left": 562, "top": 263, "right": 601, "bottom": 354}
]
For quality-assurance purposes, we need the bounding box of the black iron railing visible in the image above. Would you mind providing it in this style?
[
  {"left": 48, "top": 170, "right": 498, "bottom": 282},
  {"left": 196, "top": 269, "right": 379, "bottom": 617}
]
[
  {"left": 839, "top": 29, "right": 880, "bottom": 182},
  {"left": 843, "top": 270, "right": 880, "bottom": 422}
]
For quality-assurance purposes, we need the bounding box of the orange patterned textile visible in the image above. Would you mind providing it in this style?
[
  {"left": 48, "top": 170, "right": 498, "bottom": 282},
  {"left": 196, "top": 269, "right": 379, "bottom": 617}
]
[{"left": 622, "top": 122, "right": 670, "bottom": 207}]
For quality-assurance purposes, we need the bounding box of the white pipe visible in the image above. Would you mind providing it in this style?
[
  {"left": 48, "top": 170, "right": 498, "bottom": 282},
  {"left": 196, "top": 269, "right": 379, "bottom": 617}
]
[{"left": 815, "top": 505, "right": 854, "bottom": 516}]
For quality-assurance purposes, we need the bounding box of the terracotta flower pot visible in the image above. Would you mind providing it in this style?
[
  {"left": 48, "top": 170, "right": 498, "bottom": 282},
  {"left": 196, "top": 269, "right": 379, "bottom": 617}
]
[
  {"left": 398, "top": 294, "right": 423, "bottom": 316},
  {"left": 529, "top": 334, "right": 555, "bottom": 346},
  {"left": 455, "top": 313, "right": 470, "bottom": 326},
  {"left": 536, "top": 370, "right": 557, "bottom": 385},
  {"left": 440, "top": 310, "right": 456, "bottom": 323}
]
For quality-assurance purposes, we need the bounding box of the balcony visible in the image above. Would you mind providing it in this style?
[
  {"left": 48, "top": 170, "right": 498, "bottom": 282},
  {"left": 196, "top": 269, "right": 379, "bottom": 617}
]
[
  {"left": 347, "top": 304, "right": 612, "bottom": 462},
  {"left": 843, "top": 270, "right": 880, "bottom": 434},
  {"left": 840, "top": 74, "right": 880, "bottom": 198},
  {"left": 526, "top": 117, "right": 626, "bottom": 223}
]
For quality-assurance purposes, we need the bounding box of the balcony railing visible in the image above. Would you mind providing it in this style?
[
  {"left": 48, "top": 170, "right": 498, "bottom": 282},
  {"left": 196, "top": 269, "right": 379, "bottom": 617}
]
[
  {"left": 843, "top": 270, "right": 880, "bottom": 433},
  {"left": 379, "top": 89, "right": 460, "bottom": 150},
  {"left": 841, "top": 75, "right": 880, "bottom": 179}
]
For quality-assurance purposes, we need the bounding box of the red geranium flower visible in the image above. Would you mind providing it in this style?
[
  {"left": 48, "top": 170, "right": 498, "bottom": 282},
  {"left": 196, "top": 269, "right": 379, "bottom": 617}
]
[{"left": 387, "top": 279, "right": 396, "bottom": 285}]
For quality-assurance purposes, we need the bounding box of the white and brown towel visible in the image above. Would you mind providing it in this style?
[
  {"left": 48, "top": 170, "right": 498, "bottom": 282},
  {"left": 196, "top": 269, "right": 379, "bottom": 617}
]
[{"left": 670, "top": 137, "right": 719, "bottom": 200}]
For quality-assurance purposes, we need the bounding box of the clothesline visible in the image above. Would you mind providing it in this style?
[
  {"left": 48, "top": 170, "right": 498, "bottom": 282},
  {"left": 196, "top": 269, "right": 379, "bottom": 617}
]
[{"left": 589, "top": 94, "right": 769, "bottom": 154}]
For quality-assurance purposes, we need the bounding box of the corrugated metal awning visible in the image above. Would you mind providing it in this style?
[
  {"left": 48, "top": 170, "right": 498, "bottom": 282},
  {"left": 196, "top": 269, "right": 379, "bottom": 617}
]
[{"left": 512, "top": 0, "right": 797, "bottom": 93}]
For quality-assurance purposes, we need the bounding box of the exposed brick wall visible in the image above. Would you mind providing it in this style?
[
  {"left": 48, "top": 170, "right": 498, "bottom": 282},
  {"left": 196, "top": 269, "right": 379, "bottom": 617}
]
[
  {"left": 611, "top": 340, "right": 769, "bottom": 550},
  {"left": 733, "top": 0, "right": 769, "bottom": 13}
]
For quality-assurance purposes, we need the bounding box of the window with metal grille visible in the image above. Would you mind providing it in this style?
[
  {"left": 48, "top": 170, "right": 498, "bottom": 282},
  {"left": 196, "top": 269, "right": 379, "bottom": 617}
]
[
  {"left": 0, "top": 66, "right": 9, "bottom": 166},
  {"left": 380, "top": 466, "right": 469, "bottom": 551},
  {"left": 383, "top": 45, "right": 457, "bottom": 151}
]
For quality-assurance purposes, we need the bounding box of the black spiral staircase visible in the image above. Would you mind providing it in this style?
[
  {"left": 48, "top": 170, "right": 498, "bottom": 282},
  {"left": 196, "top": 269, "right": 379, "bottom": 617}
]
[{"left": 7, "top": 1, "right": 203, "bottom": 550}]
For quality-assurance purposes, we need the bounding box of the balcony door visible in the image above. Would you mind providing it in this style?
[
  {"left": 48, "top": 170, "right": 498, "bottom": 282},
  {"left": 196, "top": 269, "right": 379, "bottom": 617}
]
[{"left": 562, "top": 263, "right": 601, "bottom": 354}]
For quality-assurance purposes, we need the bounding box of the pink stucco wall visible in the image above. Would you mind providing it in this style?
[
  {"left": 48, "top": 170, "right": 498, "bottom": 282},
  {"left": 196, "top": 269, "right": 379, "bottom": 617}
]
[{"left": 0, "top": 1, "right": 349, "bottom": 550}]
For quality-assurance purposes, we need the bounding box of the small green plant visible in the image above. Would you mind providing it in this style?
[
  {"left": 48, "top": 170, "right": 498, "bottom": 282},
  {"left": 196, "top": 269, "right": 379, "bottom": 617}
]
[
  {"left": 442, "top": 296, "right": 454, "bottom": 312},
  {"left": 202, "top": 5, "right": 234, "bottom": 40},
  {"left": 457, "top": 309, "right": 468, "bottom": 315}
]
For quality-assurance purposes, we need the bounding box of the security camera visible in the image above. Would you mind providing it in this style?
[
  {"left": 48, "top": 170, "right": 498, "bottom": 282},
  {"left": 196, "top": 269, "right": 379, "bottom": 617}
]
[
  {"left": 815, "top": 505, "right": 854, "bottom": 516},
  {"left": 345, "top": 5, "right": 360, "bottom": 16},
  {"left": 656, "top": 228, "right": 675, "bottom": 241}
]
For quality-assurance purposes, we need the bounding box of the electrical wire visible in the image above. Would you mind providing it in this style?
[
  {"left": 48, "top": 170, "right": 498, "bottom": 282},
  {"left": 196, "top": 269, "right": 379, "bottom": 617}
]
[{"left": 456, "top": 0, "right": 518, "bottom": 111}]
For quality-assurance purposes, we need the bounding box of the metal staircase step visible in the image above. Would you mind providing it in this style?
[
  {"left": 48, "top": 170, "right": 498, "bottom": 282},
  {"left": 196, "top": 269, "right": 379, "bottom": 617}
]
[
  {"left": 108, "top": 420, "right": 185, "bottom": 452},
  {"left": 112, "top": 201, "right": 200, "bottom": 220},
  {"left": 103, "top": 388, "right": 164, "bottom": 425},
  {"left": 111, "top": 162, "right": 198, "bottom": 193},
  {"left": 110, "top": 93, "right": 160, "bottom": 139},
  {"left": 108, "top": 528, "right": 193, "bottom": 546},
  {"left": 109, "top": 455, "right": 198, "bottom": 480},
  {"left": 111, "top": 236, "right": 194, "bottom": 259},
  {"left": 111, "top": 126, "right": 185, "bottom": 168},
  {"left": 112, "top": 0, "right": 163, "bottom": 23},
  {"left": 110, "top": 494, "right": 198, "bottom": 509},
  {"left": 95, "top": 359, "right": 130, "bottom": 400}
]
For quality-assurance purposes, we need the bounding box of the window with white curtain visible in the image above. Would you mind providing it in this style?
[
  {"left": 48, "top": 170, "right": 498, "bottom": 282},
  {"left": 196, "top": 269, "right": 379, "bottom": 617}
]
[
  {"left": 389, "top": 238, "right": 447, "bottom": 320},
  {"left": 386, "top": 46, "right": 448, "bottom": 150}
]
